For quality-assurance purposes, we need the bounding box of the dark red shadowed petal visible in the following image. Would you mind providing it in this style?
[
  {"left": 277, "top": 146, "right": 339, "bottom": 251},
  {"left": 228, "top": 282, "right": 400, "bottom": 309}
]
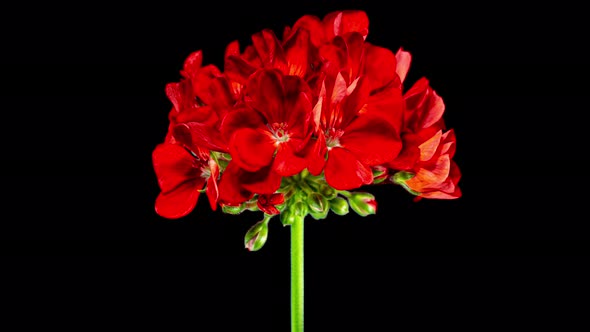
[
  {"left": 225, "top": 55, "right": 257, "bottom": 86},
  {"left": 344, "top": 32, "right": 365, "bottom": 81},
  {"left": 229, "top": 128, "right": 275, "bottom": 172},
  {"left": 220, "top": 108, "right": 265, "bottom": 143},
  {"left": 325, "top": 147, "right": 372, "bottom": 190},
  {"left": 246, "top": 69, "right": 284, "bottom": 124},
  {"left": 289, "top": 14, "right": 324, "bottom": 47},
  {"left": 155, "top": 180, "right": 203, "bottom": 219},
  {"left": 240, "top": 165, "right": 283, "bottom": 194},
  {"left": 273, "top": 143, "right": 308, "bottom": 176},
  {"left": 363, "top": 44, "right": 397, "bottom": 92},
  {"left": 206, "top": 158, "right": 220, "bottom": 211},
  {"left": 252, "top": 29, "right": 286, "bottom": 68},
  {"left": 174, "top": 122, "right": 228, "bottom": 153},
  {"left": 152, "top": 143, "right": 201, "bottom": 193},
  {"left": 341, "top": 114, "right": 402, "bottom": 166},
  {"left": 217, "top": 162, "right": 254, "bottom": 205},
  {"left": 174, "top": 105, "right": 218, "bottom": 126},
  {"left": 323, "top": 10, "right": 369, "bottom": 41}
]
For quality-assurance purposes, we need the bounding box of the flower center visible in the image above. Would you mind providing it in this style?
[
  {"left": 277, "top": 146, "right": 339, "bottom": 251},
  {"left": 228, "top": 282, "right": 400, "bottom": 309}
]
[
  {"left": 268, "top": 122, "right": 290, "bottom": 143},
  {"left": 200, "top": 166, "right": 211, "bottom": 179},
  {"left": 325, "top": 127, "right": 344, "bottom": 149}
]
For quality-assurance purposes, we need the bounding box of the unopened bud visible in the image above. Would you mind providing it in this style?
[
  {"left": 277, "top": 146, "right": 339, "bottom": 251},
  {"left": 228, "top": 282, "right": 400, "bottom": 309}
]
[
  {"left": 244, "top": 220, "right": 269, "bottom": 251},
  {"left": 391, "top": 171, "right": 414, "bottom": 184},
  {"left": 318, "top": 183, "right": 337, "bottom": 200},
  {"left": 307, "top": 192, "right": 328, "bottom": 214},
  {"left": 292, "top": 200, "right": 308, "bottom": 218},
  {"left": 280, "top": 207, "right": 297, "bottom": 226},
  {"left": 347, "top": 192, "right": 377, "bottom": 217},
  {"left": 222, "top": 204, "right": 245, "bottom": 215},
  {"left": 329, "top": 196, "right": 349, "bottom": 216},
  {"left": 372, "top": 166, "right": 389, "bottom": 184},
  {"left": 309, "top": 206, "right": 329, "bottom": 220}
]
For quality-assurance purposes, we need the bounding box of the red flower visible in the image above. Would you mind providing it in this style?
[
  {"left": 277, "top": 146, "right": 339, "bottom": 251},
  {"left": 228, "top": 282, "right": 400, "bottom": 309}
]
[
  {"left": 388, "top": 77, "right": 447, "bottom": 171},
  {"left": 152, "top": 143, "right": 219, "bottom": 219},
  {"left": 217, "top": 69, "right": 315, "bottom": 204},
  {"left": 403, "top": 130, "right": 462, "bottom": 199},
  {"left": 314, "top": 73, "right": 402, "bottom": 190}
]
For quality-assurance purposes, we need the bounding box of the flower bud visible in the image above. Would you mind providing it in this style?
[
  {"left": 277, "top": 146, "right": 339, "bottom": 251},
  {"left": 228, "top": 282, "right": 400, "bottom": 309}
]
[
  {"left": 309, "top": 206, "right": 329, "bottom": 220},
  {"left": 372, "top": 165, "right": 389, "bottom": 184},
  {"left": 280, "top": 207, "right": 297, "bottom": 226},
  {"left": 329, "top": 196, "right": 349, "bottom": 216},
  {"left": 244, "top": 220, "right": 269, "bottom": 251},
  {"left": 391, "top": 171, "right": 414, "bottom": 184},
  {"left": 307, "top": 192, "right": 328, "bottom": 214},
  {"left": 347, "top": 192, "right": 377, "bottom": 217},
  {"left": 318, "top": 183, "right": 337, "bottom": 200},
  {"left": 292, "top": 200, "right": 308, "bottom": 218},
  {"left": 221, "top": 204, "right": 245, "bottom": 215}
]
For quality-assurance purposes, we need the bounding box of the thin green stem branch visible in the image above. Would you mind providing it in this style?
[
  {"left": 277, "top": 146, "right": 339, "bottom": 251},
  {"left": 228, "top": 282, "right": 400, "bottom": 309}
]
[{"left": 291, "top": 213, "right": 304, "bottom": 332}]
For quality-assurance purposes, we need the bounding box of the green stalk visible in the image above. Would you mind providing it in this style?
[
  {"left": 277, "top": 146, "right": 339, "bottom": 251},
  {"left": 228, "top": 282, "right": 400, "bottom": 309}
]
[{"left": 291, "top": 212, "right": 304, "bottom": 332}]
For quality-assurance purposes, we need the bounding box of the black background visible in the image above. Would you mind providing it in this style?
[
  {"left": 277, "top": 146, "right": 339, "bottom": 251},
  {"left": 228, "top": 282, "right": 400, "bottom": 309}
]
[{"left": 1, "top": 1, "right": 588, "bottom": 330}]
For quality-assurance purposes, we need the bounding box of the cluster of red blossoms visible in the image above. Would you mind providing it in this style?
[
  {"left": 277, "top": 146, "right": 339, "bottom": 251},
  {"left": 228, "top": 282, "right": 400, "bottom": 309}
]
[{"left": 152, "top": 10, "right": 461, "bottom": 231}]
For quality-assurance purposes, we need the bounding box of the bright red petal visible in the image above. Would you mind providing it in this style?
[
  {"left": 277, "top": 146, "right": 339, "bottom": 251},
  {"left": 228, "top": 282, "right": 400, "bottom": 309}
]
[
  {"left": 155, "top": 179, "right": 203, "bottom": 219},
  {"left": 273, "top": 143, "right": 308, "bottom": 176},
  {"left": 283, "top": 28, "right": 311, "bottom": 77},
  {"left": 181, "top": 50, "right": 203, "bottom": 79},
  {"left": 152, "top": 143, "right": 201, "bottom": 193},
  {"left": 341, "top": 114, "right": 402, "bottom": 165},
  {"left": 229, "top": 128, "right": 275, "bottom": 172},
  {"left": 363, "top": 44, "right": 397, "bottom": 92},
  {"left": 325, "top": 147, "right": 372, "bottom": 190},
  {"left": 323, "top": 10, "right": 369, "bottom": 41}
]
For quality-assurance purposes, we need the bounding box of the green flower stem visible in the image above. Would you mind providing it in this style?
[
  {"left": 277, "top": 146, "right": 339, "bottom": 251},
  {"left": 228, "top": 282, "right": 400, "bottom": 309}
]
[{"left": 291, "top": 211, "right": 304, "bottom": 332}]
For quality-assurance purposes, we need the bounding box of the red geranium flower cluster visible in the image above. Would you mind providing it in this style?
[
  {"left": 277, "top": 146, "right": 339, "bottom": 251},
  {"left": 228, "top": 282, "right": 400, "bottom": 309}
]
[{"left": 152, "top": 10, "right": 461, "bottom": 245}]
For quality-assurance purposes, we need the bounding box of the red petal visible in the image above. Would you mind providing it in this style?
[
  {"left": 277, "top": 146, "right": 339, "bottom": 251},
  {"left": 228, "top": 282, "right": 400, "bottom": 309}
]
[
  {"left": 283, "top": 28, "right": 310, "bottom": 77},
  {"left": 323, "top": 10, "right": 369, "bottom": 41},
  {"left": 229, "top": 128, "right": 275, "bottom": 172},
  {"left": 290, "top": 14, "right": 324, "bottom": 47},
  {"left": 395, "top": 47, "right": 412, "bottom": 84},
  {"left": 220, "top": 107, "right": 265, "bottom": 143},
  {"left": 181, "top": 50, "right": 203, "bottom": 79},
  {"left": 407, "top": 154, "right": 451, "bottom": 191},
  {"left": 152, "top": 143, "right": 202, "bottom": 193},
  {"left": 174, "top": 122, "right": 228, "bottom": 153},
  {"left": 217, "top": 162, "right": 254, "bottom": 205},
  {"left": 206, "top": 159, "right": 220, "bottom": 211},
  {"left": 363, "top": 44, "right": 397, "bottom": 92},
  {"left": 364, "top": 85, "right": 404, "bottom": 134},
  {"left": 246, "top": 69, "right": 284, "bottom": 124},
  {"left": 340, "top": 75, "right": 370, "bottom": 128},
  {"left": 165, "top": 82, "right": 181, "bottom": 113},
  {"left": 155, "top": 179, "right": 203, "bottom": 219},
  {"left": 325, "top": 147, "right": 372, "bottom": 190},
  {"left": 240, "top": 165, "right": 283, "bottom": 194},
  {"left": 175, "top": 105, "right": 218, "bottom": 126},
  {"left": 273, "top": 143, "right": 308, "bottom": 176},
  {"left": 341, "top": 114, "right": 402, "bottom": 165},
  {"left": 225, "top": 55, "right": 257, "bottom": 86},
  {"left": 418, "top": 130, "right": 443, "bottom": 162}
]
